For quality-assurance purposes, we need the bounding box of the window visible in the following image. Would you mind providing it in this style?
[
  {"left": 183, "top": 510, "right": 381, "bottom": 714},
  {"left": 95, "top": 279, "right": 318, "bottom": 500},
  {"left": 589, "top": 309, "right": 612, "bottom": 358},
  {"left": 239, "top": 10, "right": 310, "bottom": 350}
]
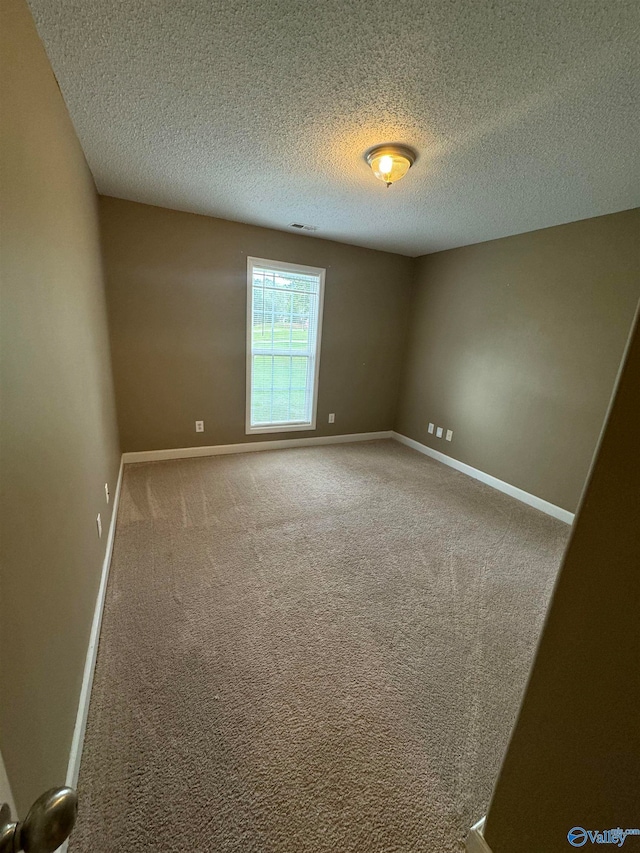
[{"left": 246, "top": 257, "right": 325, "bottom": 434}]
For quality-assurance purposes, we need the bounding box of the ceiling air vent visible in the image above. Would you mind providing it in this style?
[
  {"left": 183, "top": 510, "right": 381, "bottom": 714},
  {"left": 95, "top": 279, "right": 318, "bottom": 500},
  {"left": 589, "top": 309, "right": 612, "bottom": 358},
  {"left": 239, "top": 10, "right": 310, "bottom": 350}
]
[{"left": 289, "top": 223, "right": 318, "bottom": 232}]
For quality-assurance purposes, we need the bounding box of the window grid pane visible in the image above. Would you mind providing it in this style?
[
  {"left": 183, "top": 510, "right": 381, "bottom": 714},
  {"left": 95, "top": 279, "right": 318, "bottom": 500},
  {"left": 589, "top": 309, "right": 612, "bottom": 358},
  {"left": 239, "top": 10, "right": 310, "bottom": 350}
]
[{"left": 249, "top": 264, "right": 322, "bottom": 429}]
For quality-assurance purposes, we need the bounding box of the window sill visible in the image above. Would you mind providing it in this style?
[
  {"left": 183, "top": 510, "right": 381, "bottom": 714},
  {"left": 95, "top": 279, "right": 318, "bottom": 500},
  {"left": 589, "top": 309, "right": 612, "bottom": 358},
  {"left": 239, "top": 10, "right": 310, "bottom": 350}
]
[{"left": 246, "top": 422, "right": 317, "bottom": 435}]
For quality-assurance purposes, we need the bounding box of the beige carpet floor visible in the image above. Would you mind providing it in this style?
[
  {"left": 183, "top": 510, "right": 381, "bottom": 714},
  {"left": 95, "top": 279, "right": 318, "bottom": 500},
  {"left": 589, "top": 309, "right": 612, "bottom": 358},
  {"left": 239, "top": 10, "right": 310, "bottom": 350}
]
[{"left": 70, "top": 440, "right": 568, "bottom": 852}]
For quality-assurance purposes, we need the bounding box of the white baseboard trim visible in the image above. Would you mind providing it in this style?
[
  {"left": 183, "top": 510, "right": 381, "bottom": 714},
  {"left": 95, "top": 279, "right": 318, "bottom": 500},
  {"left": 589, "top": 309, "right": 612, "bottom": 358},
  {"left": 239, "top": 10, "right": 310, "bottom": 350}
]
[
  {"left": 466, "top": 818, "right": 493, "bottom": 853},
  {"left": 65, "top": 456, "right": 124, "bottom": 792},
  {"left": 122, "top": 431, "right": 394, "bottom": 464},
  {"left": 392, "top": 432, "right": 574, "bottom": 525}
]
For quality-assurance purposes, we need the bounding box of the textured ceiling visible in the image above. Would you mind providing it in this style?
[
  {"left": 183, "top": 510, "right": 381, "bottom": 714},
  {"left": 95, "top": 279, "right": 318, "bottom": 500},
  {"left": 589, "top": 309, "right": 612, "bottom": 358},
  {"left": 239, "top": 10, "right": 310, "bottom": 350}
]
[{"left": 28, "top": 0, "right": 639, "bottom": 255}]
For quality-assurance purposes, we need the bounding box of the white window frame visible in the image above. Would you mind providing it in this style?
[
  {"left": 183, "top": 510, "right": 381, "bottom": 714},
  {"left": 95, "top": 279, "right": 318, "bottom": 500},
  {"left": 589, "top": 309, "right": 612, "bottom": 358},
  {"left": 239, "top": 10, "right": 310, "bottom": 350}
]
[{"left": 246, "top": 256, "right": 325, "bottom": 435}]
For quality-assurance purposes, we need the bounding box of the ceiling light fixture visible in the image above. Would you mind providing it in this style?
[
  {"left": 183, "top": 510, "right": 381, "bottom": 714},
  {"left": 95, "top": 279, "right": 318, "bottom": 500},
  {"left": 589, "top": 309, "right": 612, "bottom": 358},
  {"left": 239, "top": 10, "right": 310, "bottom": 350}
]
[{"left": 365, "top": 144, "right": 416, "bottom": 187}]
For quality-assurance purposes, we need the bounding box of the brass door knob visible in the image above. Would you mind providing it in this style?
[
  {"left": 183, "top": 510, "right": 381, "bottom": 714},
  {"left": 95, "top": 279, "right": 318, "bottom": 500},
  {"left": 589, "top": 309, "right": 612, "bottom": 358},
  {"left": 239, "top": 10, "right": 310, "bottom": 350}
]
[
  {"left": 0, "top": 804, "right": 18, "bottom": 853},
  {"left": 0, "top": 787, "right": 78, "bottom": 853}
]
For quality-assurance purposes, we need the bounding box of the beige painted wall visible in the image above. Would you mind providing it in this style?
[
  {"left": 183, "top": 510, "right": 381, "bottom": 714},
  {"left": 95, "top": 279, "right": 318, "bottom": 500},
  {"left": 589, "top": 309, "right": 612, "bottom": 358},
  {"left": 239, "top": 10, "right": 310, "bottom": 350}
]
[
  {"left": 99, "top": 197, "right": 414, "bottom": 452},
  {"left": 0, "top": 0, "right": 120, "bottom": 815},
  {"left": 484, "top": 303, "right": 640, "bottom": 853},
  {"left": 396, "top": 209, "right": 640, "bottom": 512}
]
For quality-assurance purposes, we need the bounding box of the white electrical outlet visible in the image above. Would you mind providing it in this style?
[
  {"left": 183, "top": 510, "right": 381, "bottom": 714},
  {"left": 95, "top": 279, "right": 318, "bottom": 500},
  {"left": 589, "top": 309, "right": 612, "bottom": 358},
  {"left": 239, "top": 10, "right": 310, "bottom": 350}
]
[
  {"left": 96, "top": 513, "right": 102, "bottom": 538},
  {"left": 195, "top": 420, "right": 204, "bottom": 433},
  {"left": 436, "top": 427, "right": 443, "bottom": 438},
  {"left": 328, "top": 413, "right": 335, "bottom": 424},
  {"left": 446, "top": 429, "right": 453, "bottom": 441},
  {"left": 428, "top": 423, "right": 435, "bottom": 434},
  {"left": 105, "top": 483, "right": 110, "bottom": 504}
]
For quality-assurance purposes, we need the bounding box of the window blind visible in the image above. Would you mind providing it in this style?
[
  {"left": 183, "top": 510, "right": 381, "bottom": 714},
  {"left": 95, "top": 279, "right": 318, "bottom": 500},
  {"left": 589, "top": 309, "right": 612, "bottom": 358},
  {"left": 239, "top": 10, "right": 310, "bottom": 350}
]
[{"left": 247, "top": 259, "right": 324, "bottom": 432}]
